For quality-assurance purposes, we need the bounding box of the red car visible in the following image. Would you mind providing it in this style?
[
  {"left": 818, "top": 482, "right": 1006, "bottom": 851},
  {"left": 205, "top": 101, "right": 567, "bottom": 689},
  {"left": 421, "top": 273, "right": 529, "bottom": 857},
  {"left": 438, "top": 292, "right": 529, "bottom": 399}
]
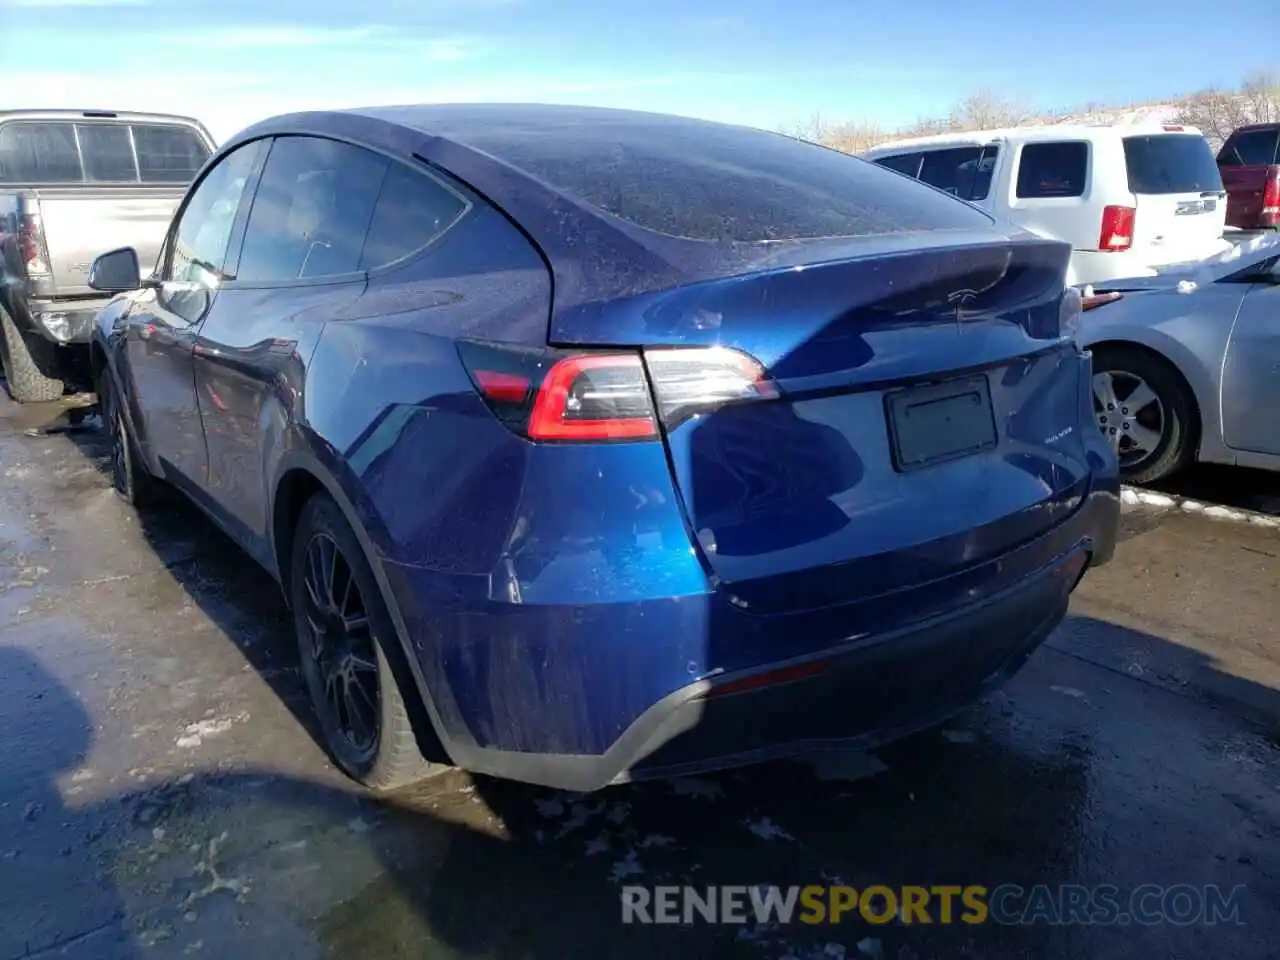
[{"left": 1218, "top": 123, "right": 1280, "bottom": 230}]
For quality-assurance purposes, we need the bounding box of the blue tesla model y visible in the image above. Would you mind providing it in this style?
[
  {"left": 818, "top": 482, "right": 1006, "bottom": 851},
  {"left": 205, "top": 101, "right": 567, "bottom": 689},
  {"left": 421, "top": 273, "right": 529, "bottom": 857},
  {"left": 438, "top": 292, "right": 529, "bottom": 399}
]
[{"left": 87, "top": 105, "right": 1120, "bottom": 792}]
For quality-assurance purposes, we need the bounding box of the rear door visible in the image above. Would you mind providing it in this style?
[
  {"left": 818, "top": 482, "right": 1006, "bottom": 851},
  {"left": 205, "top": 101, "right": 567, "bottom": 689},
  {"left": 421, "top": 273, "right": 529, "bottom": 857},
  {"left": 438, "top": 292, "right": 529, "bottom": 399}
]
[
  {"left": 192, "top": 134, "right": 383, "bottom": 554},
  {"left": 1122, "top": 132, "right": 1228, "bottom": 264},
  {"left": 1217, "top": 127, "right": 1280, "bottom": 228},
  {"left": 1221, "top": 257, "right": 1280, "bottom": 456}
]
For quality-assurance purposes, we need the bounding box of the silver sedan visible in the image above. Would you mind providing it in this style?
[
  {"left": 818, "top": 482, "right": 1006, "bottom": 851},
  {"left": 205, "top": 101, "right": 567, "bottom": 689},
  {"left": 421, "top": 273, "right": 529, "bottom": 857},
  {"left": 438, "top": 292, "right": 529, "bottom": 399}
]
[{"left": 1079, "top": 233, "right": 1280, "bottom": 484}]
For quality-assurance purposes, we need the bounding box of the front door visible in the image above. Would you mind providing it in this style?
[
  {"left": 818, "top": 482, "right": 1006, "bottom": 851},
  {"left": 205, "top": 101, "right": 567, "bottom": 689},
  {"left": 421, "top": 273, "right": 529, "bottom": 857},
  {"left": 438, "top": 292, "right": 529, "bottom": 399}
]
[
  {"left": 1221, "top": 264, "right": 1280, "bottom": 457},
  {"left": 123, "top": 140, "right": 266, "bottom": 486}
]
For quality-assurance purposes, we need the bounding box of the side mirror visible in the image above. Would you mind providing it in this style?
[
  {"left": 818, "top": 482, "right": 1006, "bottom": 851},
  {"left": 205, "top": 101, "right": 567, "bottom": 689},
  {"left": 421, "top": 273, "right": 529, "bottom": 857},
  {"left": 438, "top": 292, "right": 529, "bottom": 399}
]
[{"left": 88, "top": 247, "right": 142, "bottom": 293}]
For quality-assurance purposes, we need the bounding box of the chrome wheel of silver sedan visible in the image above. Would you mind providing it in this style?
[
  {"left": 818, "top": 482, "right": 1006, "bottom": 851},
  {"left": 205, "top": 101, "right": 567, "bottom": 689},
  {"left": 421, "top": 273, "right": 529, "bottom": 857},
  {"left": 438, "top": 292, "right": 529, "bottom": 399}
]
[
  {"left": 1090, "top": 344, "right": 1197, "bottom": 485},
  {"left": 1092, "top": 370, "right": 1165, "bottom": 469}
]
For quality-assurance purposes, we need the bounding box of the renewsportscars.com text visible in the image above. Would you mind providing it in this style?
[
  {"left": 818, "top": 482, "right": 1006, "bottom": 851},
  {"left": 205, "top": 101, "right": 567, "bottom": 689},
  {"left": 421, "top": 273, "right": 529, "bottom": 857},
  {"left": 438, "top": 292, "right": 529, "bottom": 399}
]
[{"left": 621, "top": 884, "right": 1247, "bottom": 927}]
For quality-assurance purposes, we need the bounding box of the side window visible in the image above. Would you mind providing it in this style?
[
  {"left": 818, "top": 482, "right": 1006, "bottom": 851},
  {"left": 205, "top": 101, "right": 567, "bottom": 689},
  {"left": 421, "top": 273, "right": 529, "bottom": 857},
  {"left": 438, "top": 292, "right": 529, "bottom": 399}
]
[
  {"left": 167, "top": 141, "right": 263, "bottom": 286},
  {"left": 970, "top": 146, "right": 999, "bottom": 200},
  {"left": 1016, "top": 142, "right": 1088, "bottom": 199},
  {"left": 76, "top": 124, "right": 137, "bottom": 182},
  {"left": 133, "top": 124, "right": 212, "bottom": 183},
  {"left": 918, "top": 147, "right": 982, "bottom": 198},
  {"left": 236, "top": 137, "right": 387, "bottom": 283},
  {"left": 875, "top": 152, "right": 923, "bottom": 178},
  {"left": 359, "top": 162, "right": 467, "bottom": 270},
  {"left": 1219, "top": 129, "right": 1279, "bottom": 167},
  {"left": 0, "top": 122, "right": 81, "bottom": 183}
]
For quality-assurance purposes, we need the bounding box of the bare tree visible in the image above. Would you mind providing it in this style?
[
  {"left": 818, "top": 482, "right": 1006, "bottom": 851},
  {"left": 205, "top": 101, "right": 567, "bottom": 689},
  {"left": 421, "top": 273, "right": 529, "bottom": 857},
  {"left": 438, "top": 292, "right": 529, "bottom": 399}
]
[
  {"left": 1241, "top": 69, "right": 1280, "bottom": 124},
  {"left": 779, "top": 112, "right": 831, "bottom": 145},
  {"left": 1173, "top": 70, "right": 1280, "bottom": 149},
  {"left": 819, "top": 120, "right": 885, "bottom": 155},
  {"left": 1174, "top": 87, "right": 1248, "bottom": 147},
  {"left": 780, "top": 67, "right": 1280, "bottom": 158},
  {"left": 948, "top": 89, "right": 1035, "bottom": 131}
]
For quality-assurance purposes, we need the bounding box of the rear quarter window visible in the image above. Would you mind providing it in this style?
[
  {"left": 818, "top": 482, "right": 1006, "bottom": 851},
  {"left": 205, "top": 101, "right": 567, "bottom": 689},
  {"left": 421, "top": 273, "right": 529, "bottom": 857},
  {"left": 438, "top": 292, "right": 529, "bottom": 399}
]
[
  {"left": 359, "top": 162, "right": 468, "bottom": 270},
  {"left": 452, "top": 120, "right": 992, "bottom": 242},
  {"left": 1123, "top": 134, "right": 1223, "bottom": 195},
  {"left": 1016, "top": 142, "right": 1088, "bottom": 199}
]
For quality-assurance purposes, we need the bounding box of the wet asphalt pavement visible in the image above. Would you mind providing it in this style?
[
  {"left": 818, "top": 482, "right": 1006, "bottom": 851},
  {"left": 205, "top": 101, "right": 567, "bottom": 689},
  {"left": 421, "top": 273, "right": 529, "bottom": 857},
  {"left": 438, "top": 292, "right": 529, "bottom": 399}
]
[{"left": 1, "top": 390, "right": 1278, "bottom": 960}]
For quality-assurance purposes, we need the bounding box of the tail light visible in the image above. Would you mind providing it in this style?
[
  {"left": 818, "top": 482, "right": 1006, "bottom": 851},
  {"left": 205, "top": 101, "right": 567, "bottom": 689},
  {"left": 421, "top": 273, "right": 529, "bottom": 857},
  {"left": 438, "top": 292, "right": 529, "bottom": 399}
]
[
  {"left": 1099, "top": 205, "right": 1135, "bottom": 252},
  {"left": 457, "top": 340, "right": 775, "bottom": 442},
  {"left": 18, "top": 213, "right": 51, "bottom": 278},
  {"left": 528, "top": 354, "right": 655, "bottom": 440},
  {"left": 644, "top": 347, "right": 776, "bottom": 426},
  {"left": 1262, "top": 173, "right": 1280, "bottom": 227}
]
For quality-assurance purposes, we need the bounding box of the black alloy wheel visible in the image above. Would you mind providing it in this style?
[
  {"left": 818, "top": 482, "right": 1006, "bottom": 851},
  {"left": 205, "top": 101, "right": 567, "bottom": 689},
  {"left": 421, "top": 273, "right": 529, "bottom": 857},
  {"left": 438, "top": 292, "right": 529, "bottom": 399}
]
[
  {"left": 298, "top": 530, "right": 381, "bottom": 764},
  {"left": 289, "top": 492, "right": 445, "bottom": 791}
]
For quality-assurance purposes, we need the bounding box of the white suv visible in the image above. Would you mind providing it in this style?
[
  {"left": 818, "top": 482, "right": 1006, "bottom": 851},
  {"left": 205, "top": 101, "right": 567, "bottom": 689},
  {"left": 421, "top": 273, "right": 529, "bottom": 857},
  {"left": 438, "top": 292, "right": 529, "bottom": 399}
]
[{"left": 860, "top": 125, "right": 1232, "bottom": 287}]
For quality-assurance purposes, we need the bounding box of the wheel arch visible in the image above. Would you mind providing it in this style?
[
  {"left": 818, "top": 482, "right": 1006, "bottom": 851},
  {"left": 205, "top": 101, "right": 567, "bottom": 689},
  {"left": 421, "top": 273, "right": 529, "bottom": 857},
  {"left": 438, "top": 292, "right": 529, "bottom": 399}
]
[
  {"left": 88, "top": 337, "right": 108, "bottom": 388},
  {"left": 1087, "top": 334, "right": 1209, "bottom": 457},
  {"left": 270, "top": 450, "right": 452, "bottom": 765}
]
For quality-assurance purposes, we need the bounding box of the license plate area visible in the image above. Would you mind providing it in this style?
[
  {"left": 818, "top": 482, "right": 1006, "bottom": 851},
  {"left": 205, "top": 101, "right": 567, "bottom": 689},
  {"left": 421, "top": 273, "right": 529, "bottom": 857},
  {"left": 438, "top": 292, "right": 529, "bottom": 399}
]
[{"left": 885, "top": 376, "right": 997, "bottom": 472}]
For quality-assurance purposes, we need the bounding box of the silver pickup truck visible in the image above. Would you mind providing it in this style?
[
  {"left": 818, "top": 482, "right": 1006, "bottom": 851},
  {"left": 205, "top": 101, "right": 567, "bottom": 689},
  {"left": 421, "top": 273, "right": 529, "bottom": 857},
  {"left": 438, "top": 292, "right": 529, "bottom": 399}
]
[{"left": 0, "top": 109, "right": 215, "bottom": 401}]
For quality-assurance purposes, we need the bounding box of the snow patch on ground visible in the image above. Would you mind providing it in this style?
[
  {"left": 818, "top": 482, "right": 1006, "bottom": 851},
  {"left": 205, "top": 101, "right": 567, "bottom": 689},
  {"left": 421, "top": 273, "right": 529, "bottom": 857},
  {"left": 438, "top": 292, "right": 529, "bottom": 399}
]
[
  {"left": 1202, "top": 505, "right": 1250, "bottom": 522},
  {"left": 174, "top": 712, "right": 249, "bottom": 748},
  {"left": 1122, "top": 485, "right": 1280, "bottom": 528}
]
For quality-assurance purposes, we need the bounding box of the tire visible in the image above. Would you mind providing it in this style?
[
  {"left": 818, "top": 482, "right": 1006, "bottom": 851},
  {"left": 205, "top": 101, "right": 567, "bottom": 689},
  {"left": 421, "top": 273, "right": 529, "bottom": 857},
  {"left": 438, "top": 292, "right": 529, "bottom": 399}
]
[
  {"left": 1091, "top": 345, "right": 1197, "bottom": 485},
  {"left": 98, "top": 370, "right": 156, "bottom": 506},
  {"left": 290, "top": 491, "right": 445, "bottom": 792},
  {"left": 0, "top": 303, "right": 64, "bottom": 402}
]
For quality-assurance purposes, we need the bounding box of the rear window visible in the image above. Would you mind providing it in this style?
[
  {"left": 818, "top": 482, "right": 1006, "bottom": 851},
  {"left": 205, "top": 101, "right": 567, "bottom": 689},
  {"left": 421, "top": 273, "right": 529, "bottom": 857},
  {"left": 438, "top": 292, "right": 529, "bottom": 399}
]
[
  {"left": 1123, "top": 134, "right": 1223, "bottom": 195},
  {"left": 1219, "top": 128, "right": 1279, "bottom": 167},
  {"left": 1016, "top": 142, "right": 1088, "bottom": 199},
  {"left": 0, "top": 119, "right": 210, "bottom": 184},
  {"left": 447, "top": 119, "right": 991, "bottom": 242}
]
